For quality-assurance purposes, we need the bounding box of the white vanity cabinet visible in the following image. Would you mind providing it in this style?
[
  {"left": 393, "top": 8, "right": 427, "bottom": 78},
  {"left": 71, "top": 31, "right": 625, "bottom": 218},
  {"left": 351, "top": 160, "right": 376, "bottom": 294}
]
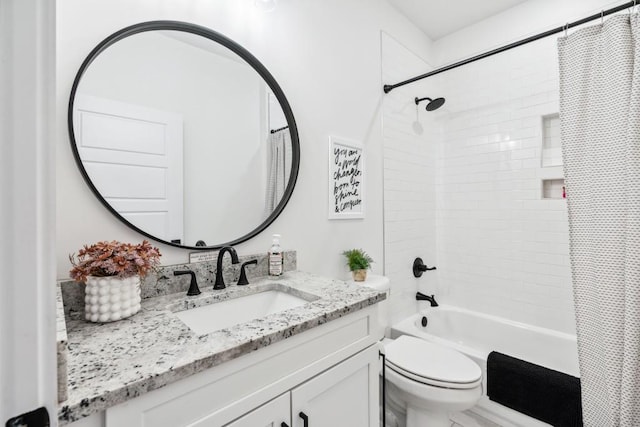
[
  {"left": 67, "top": 305, "right": 380, "bottom": 427},
  {"left": 225, "top": 346, "right": 377, "bottom": 427},
  {"left": 290, "top": 345, "right": 377, "bottom": 427}
]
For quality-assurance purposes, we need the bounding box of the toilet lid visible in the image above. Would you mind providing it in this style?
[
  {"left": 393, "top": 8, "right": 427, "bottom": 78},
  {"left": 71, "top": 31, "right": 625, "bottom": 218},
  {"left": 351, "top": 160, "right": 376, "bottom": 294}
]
[{"left": 385, "top": 336, "right": 482, "bottom": 389}]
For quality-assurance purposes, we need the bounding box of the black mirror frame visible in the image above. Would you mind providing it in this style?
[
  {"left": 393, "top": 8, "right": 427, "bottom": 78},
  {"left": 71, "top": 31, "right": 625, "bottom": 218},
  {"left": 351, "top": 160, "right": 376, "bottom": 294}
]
[{"left": 68, "top": 20, "right": 300, "bottom": 250}]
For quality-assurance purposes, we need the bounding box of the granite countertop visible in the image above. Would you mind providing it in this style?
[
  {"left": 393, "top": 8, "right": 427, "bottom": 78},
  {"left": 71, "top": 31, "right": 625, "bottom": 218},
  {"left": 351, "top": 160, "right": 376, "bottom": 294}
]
[{"left": 58, "top": 271, "right": 384, "bottom": 425}]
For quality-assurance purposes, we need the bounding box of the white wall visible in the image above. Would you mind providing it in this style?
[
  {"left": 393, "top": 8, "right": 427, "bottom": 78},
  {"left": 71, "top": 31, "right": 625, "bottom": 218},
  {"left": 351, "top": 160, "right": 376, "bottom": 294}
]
[
  {"left": 56, "top": 0, "right": 433, "bottom": 280},
  {"left": 381, "top": 33, "right": 439, "bottom": 325},
  {"left": 427, "top": 0, "right": 620, "bottom": 334}
]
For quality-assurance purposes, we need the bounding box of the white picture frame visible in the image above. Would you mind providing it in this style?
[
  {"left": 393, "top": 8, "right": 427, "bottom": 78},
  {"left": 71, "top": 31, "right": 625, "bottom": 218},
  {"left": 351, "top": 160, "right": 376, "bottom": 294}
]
[{"left": 328, "top": 136, "right": 365, "bottom": 219}]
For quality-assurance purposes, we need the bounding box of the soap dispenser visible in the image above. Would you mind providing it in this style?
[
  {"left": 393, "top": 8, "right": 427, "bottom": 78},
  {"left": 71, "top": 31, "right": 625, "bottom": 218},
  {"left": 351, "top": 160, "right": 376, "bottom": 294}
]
[{"left": 268, "top": 234, "right": 283, "bottom": 276}]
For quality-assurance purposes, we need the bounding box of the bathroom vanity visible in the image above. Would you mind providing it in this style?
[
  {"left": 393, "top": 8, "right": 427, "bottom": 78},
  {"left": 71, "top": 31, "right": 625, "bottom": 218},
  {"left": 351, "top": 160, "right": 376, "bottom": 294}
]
[{"left": 58, "top": 271, "right": 384, "bottom": 427}]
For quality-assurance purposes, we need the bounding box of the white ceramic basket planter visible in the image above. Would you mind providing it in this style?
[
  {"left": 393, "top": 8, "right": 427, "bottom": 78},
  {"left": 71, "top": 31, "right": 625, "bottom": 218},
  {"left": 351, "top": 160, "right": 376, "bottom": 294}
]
[{"left": 84, "top": 275, "right": 141, "bottom": 323}]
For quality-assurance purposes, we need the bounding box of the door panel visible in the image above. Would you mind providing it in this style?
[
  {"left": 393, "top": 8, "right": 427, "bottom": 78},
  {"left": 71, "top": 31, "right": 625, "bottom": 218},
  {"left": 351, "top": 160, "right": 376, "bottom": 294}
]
[
  {"left": 291, "top": 347, "right": 379, "bottom": 427},
  {"left": 83, "top": 163, "right": 167, "bottom": 198},
  {"left": 80, "top": 111, "right": 167, "bottom": 154},
  {"left": 74, "top": 94, "right": 184, "bottom": 242}
]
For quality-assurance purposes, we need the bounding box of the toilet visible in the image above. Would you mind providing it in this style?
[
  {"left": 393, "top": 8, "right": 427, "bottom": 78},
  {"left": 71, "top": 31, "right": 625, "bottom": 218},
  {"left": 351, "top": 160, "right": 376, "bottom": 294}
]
[{"left": 356, "top": 275, "right": 482, "bottom": 427}]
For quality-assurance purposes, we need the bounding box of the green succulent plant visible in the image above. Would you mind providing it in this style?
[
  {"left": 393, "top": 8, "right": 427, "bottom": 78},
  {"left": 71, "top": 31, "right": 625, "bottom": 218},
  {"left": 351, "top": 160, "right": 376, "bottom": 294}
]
[{"left": 342, "top": 249, "right": 374, "bottom": 271}]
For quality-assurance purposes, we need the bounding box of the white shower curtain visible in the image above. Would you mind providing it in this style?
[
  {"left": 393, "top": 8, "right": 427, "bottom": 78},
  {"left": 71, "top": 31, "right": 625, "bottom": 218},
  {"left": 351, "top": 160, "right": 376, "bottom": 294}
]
[
  {"left": 264, "top": 130, "right": 292, "bottom": 216},
  {"left": 558, "top": 14, "right": 640, "bottom": 426}
]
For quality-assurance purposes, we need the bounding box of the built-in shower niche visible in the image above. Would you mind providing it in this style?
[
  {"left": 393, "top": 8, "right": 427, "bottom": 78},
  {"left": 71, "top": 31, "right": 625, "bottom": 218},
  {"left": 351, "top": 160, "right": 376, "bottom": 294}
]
[
  {"left": 541, "top": 113, "right": 562, "bottom": 167},
  {"left": 539, "top": 113, "right": 565, "bottom": 199},
  {"left": 541, "top": 178, "right": 565, "bottom": 200}
]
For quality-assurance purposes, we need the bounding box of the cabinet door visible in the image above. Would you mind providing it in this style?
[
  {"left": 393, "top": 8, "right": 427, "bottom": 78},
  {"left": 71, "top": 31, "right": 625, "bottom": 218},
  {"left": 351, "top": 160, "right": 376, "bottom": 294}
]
[
  {"left": 224, "top": 393, "right": 290, "bottom": 427},
  {"left": 291, "top": 346, "right": 379, "bottom": 427}
]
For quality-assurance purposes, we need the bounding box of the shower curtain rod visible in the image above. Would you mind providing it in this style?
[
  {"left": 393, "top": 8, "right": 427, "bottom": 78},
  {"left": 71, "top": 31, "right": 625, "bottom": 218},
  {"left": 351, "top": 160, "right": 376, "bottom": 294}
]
[{"left": 383, "top": 0, "right": 637, "bottom": 93}]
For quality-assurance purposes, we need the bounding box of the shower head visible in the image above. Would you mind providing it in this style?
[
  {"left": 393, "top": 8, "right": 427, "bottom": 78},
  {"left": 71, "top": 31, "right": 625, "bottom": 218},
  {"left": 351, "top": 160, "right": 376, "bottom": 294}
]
[{"left": 415, "top": 96, "right": 446, "bottom": 111}]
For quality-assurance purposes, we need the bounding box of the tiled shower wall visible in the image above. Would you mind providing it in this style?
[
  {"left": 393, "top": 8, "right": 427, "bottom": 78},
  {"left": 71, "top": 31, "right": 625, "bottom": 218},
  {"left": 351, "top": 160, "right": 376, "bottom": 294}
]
[
  {"left": 434, "top": 37, "right": 575, "bottom": 334},
  {"left": 381, "top": 33, "right": 439, "bottom": 325},
  {"left": 382, "top": 31, "right": 574, "bottom": 334}
]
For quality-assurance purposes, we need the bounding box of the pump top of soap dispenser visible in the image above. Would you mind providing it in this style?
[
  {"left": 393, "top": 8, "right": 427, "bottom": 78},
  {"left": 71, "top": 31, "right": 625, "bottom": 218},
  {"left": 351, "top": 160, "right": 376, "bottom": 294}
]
[{"left": 272, "top": 234, "right": 281, "bottom": 247}]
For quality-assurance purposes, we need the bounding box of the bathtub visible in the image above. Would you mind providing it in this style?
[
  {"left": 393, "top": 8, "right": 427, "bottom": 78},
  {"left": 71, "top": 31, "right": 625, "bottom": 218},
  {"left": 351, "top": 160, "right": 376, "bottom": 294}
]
[{"left": 390, "top": 305, "right": 580, "bottom": 427}]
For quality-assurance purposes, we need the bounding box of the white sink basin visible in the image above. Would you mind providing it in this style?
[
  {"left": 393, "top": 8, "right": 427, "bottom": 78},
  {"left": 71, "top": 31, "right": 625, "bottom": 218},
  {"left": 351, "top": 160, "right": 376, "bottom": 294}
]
[{"left": 175, "top": 290, "right": 310, "bottom": 335}]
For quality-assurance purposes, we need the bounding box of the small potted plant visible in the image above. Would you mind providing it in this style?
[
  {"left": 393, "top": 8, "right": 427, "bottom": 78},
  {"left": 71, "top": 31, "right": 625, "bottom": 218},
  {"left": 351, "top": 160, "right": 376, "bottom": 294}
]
[
  {"left": 70, "top": 240, "right": 161, "bottom": 323},
  {"left": 342, "top": 249, "right": 374, "bottom": 282}
]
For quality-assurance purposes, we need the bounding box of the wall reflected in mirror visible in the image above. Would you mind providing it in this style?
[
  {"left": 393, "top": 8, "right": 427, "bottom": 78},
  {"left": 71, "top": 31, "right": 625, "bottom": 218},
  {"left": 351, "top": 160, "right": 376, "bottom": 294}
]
[{"left": 72, "top": 30, "right": 294, "bottom": 247}]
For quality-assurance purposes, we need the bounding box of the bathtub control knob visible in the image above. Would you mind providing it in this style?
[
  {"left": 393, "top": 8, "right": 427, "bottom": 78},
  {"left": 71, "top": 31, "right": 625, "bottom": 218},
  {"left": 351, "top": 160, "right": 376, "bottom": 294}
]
[
  {"left": 421, "top": 316, "right": 428, "bottom": 327},
  {"left": 413, "top": 257, "right": 436, "bottom": 277}
]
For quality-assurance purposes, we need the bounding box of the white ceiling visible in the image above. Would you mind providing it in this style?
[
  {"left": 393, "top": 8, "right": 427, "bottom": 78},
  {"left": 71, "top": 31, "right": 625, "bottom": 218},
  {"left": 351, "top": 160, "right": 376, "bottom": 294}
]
[{"left": 387, "top": 0, "right": 528, "bottom": 40}]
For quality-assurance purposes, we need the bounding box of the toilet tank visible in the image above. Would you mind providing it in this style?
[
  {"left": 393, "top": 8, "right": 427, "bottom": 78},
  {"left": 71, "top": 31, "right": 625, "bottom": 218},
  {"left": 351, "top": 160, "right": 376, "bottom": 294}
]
[{"left": 349, "top": 274, "right": 390, "bottom": 338}]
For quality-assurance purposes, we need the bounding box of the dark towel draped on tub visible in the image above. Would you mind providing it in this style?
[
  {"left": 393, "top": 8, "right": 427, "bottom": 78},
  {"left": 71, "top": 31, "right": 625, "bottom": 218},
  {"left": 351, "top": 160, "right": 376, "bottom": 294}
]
[{"left": 487, "top": 351, "right": 583, "bottom": 427}]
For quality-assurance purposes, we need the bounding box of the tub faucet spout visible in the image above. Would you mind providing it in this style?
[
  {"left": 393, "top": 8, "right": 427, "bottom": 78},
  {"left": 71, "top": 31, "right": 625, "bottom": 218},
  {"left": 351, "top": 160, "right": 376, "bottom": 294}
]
[{"left": 416, "top": 292, "right": 439, "bottom": 307}]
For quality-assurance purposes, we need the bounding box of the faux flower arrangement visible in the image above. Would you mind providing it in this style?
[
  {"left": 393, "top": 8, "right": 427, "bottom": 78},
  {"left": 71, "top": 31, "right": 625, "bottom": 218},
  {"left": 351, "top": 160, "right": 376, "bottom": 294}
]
[{"left": 69, "top": 240, "right": 161, "bottom": 283}]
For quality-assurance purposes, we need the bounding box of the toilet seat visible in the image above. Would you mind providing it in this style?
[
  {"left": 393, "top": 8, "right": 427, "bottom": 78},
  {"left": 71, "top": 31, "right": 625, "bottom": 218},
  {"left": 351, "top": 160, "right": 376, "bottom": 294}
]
[{"left": 385, "top": 335, "right": 482, "bottom": 390}]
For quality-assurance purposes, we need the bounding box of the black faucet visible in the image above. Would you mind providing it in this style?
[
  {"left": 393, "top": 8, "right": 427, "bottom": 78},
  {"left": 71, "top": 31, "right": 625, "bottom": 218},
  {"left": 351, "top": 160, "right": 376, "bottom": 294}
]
[
  {"left": 214, "top": 246, "right": 240, "bottom": 290},
  {"left": 416, "top": 292, "right": 439, "bottom": 307}
]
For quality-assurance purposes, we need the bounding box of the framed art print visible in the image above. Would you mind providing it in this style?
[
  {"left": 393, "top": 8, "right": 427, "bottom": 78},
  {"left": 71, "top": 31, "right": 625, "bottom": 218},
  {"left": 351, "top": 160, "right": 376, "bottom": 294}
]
[{"left": 328, "top": 136, "right": 364, "bottom": 219}]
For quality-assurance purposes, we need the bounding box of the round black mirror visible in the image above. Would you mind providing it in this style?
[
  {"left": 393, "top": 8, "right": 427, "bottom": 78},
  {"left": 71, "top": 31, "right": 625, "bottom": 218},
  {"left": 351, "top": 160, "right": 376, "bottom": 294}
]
[{"left": 68, "top": 21, "right": 300, "bottom": 250}]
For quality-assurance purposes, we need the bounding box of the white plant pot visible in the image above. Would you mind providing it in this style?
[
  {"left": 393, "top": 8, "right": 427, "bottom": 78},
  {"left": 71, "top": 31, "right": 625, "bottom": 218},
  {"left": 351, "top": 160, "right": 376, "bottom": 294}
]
[{"left": 84, "top": 275, "right": 141, "bottom": 323}]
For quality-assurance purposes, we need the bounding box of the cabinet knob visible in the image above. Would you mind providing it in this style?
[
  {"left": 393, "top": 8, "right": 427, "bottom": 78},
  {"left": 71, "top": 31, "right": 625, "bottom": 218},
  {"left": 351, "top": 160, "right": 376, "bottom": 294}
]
[{"left": 299, "top": 412, "right": 309, "bottom": 427}]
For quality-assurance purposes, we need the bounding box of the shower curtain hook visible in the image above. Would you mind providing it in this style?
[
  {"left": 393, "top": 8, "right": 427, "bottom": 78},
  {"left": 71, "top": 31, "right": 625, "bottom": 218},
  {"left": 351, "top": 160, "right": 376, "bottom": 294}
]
[
  {"left": 564, "top": 23, "right": 569, "bottom": 37},
  {"left": 601, "top": 10, "right": 604, "bottom": 24}
]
